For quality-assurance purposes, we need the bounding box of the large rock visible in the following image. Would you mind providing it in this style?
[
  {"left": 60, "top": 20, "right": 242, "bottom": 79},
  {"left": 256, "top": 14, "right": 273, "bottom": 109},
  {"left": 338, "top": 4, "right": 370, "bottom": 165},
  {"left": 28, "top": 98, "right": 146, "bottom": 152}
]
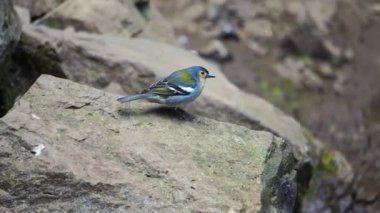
[
  {"left": 19, "top": 24, "right": 357, "bottom": 212},
  {"left": 23, "top": 25, "right": 309, "bottom": 155},
  {"left": 0, "top": 74, "right": 299, "bottom": 212},
  {"left": 36, "top": 0, "right": 176, "bottom": 44},
  {"left": 10, "top": 18, "right": 355, "bottom": 212}
]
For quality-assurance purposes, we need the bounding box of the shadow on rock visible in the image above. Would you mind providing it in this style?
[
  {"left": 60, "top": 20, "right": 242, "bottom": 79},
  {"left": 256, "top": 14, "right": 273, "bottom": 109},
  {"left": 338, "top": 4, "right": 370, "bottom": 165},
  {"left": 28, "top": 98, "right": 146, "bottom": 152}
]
[{"left": 117, "top": 106, "right": 196, "bottom": 122}]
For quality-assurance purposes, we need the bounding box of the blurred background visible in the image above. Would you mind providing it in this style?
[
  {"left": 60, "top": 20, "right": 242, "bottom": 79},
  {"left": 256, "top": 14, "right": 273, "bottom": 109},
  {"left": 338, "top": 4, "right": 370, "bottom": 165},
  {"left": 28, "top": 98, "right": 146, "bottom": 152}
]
[
  {"left": 3, "top": 0, "right": 380, "bottom": 212},
  {"left": 154, "top": 0, "right": 380, "bottom": 211}
]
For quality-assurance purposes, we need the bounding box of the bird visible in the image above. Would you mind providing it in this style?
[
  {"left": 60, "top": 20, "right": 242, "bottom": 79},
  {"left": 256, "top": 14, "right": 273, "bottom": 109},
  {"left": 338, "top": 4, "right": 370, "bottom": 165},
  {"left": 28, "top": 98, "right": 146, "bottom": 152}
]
[{"left": 117, "top": 66, "right": 215, "bottom": 106}]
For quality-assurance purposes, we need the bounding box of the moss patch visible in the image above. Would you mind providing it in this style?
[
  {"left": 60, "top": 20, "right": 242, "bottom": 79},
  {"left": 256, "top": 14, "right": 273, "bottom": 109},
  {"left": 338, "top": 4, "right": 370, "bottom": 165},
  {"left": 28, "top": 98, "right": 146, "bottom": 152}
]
[{"left": 320, "top": 150, "right": 337, "bottom": 174}]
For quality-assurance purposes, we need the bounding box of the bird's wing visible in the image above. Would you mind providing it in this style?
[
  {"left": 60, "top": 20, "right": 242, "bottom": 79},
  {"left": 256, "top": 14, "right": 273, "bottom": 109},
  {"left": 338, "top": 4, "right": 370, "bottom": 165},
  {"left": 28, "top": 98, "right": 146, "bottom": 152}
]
[
  {"left": 143, "top": 79, "right": 191, "bottom": 97},
  {"left": 142, "top": 70, "right": 196, "bottom": 97},
  {"left": 164, "top": 70, "right": 197, "bottom": 88}
]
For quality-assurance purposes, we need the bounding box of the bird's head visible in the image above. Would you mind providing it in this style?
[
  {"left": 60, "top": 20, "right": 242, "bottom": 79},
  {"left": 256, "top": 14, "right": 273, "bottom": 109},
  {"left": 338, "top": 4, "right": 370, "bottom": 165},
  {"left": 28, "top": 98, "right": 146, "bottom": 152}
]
[{"left": 187, "top": 66, "right": 215, "bottom": 80}]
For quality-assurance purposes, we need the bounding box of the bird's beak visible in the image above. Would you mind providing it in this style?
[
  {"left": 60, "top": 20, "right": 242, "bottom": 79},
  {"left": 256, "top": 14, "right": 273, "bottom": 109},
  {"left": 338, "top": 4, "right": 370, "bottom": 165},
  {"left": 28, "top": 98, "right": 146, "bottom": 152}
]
[{"left": 206, "top": 73, "right": 216, "bottom": 78}]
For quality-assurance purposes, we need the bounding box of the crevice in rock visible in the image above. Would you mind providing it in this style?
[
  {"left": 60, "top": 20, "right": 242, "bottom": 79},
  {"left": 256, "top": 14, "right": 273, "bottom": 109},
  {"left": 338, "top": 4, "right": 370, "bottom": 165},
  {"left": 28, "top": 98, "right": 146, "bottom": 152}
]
[
  {"left": 260, "top": 137, "right": 300, "bottom": 213},
  {"left": 134, "top": 0, "right": 151, "bottom": 21},
  {"left": 30, "top": 13, "right": 47, "bottom": 23},
  {"left": 294, "top": 161, "right": 313, "bottom": 212},
  {"left": 0, "top": 33, "right": 65, "bottom": 118}
]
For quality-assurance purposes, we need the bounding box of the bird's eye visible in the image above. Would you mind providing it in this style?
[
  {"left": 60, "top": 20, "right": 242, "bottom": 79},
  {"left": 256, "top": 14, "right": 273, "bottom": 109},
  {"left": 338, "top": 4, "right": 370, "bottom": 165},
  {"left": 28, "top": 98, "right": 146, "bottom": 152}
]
[{"left": 200, "top": 71, "right": 206, "bottom": 76}]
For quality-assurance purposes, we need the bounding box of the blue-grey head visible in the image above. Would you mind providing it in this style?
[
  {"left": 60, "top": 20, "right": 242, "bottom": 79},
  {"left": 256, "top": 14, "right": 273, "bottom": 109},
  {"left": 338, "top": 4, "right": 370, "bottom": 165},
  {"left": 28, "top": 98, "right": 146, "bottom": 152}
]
[{"left": 186, "top": 66, "right": 216, "bottom": 81}]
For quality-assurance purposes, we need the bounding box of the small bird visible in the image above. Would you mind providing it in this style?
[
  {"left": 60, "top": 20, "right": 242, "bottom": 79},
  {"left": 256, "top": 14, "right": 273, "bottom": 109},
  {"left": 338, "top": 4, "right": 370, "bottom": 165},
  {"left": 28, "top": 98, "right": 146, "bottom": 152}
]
[{"left": 117, "top": 66, "right": 215, "bottom": 105}]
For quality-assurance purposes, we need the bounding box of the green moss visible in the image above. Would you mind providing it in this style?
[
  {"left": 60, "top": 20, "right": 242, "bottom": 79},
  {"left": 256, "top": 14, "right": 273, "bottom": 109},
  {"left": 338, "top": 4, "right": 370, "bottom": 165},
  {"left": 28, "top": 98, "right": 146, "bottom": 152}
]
[
  {"left": 320, "top": 150, "right": 337, "bottom": 174},
  {"left": 271, "top": 86, "right": 283, "bottom": 101},
  {"left": 259, "top": 80, "right": 270, "bottom": 92}
]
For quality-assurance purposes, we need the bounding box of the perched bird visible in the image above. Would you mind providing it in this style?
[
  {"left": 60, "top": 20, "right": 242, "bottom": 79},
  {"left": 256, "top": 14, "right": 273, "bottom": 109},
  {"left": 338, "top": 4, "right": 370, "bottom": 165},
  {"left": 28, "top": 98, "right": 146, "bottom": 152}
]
[{"left": 117, "top": 66, "right": 215, "bottom": 105}]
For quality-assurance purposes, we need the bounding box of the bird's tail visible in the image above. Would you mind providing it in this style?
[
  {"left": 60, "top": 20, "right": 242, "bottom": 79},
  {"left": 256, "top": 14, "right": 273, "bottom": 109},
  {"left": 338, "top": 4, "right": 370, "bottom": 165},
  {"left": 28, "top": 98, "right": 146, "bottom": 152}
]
[{"left": 117, "top": 93, "right": 151, "bottom": 103}]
